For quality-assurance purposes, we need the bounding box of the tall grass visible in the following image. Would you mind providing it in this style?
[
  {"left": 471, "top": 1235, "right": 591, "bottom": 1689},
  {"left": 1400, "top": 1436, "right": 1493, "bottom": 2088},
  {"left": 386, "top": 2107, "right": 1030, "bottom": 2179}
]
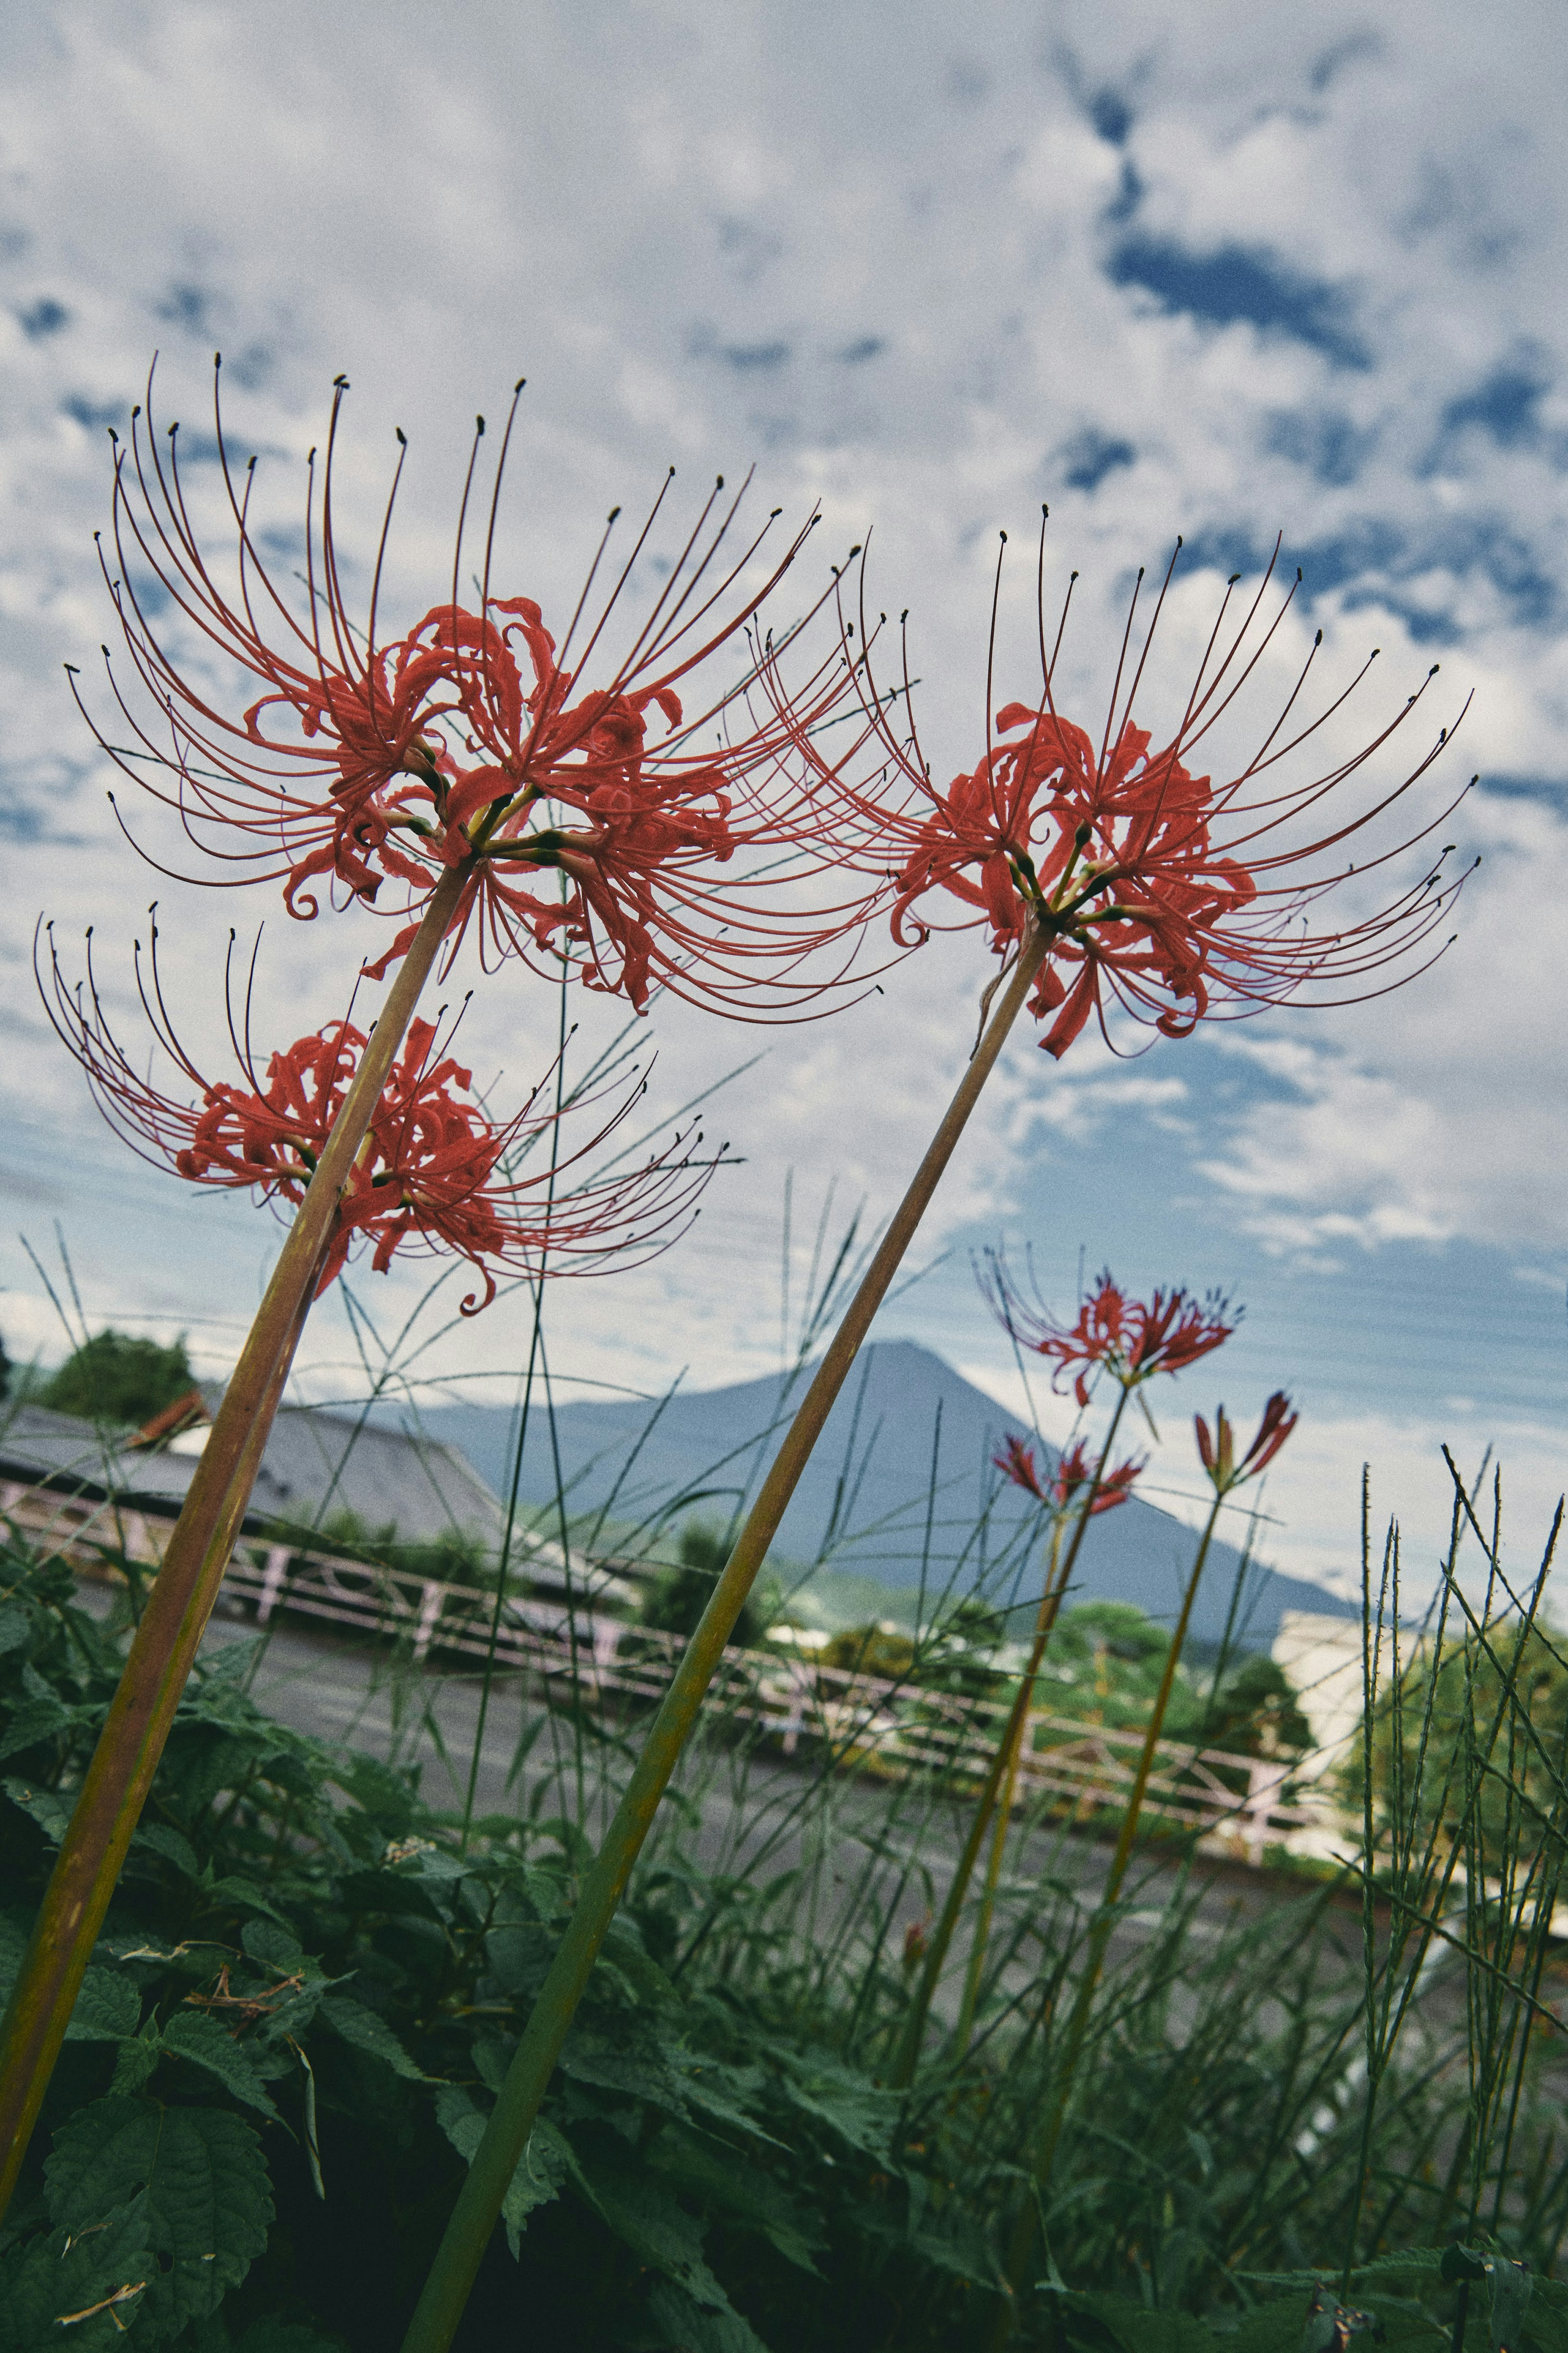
[{"left": 5, "top": 1244, "right": 1566, "bottom": 2346}]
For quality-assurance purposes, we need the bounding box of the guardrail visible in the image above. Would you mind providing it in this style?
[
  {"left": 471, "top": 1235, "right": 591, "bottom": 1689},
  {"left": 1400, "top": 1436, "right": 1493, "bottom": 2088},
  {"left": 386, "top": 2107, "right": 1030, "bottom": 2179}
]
[{"left": 1, "top": 1473, "right": 1316, "bottom": 1865}]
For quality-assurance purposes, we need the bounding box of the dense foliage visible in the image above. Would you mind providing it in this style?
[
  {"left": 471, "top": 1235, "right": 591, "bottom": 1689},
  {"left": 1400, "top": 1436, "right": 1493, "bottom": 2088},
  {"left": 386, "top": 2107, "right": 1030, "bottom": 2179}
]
[
  {"left": 2, "top": 1519, "right": 1566, "bottom": 2350},
  {"left": 39, "top": 1329, "right": 196, "bottom": 1429}
]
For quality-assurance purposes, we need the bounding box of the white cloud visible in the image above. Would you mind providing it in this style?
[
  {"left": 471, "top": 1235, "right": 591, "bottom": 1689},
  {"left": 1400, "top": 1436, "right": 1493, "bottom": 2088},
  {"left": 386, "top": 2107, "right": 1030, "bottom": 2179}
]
[{"left": 0, "top": 0, "right": 1561, "bottom": 1607}]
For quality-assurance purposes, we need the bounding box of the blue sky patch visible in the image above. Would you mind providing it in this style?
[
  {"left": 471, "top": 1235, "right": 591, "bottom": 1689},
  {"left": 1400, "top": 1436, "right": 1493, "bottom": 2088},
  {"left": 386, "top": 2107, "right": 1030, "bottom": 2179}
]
[
  {"left": 60, "top": 393, "right": 124, "bottom": 433},
  {"left": 1265, "top": 407, "right": 1374, "bottom": 487},
  {"left": 17, "top": 296, "right": 68, "bottom": 339},
  {"left": 1107, "top": 235, "right": 1370, "bottom": 368},
  {"left": 154, "top": 282, "right": 213, "bottom": 332},
  {"left": 1058, "top": 428, "right": 1136, "bottom": 493},
  {"left": 1089, "top": 87, "right": 1131, "bottom": 145}
]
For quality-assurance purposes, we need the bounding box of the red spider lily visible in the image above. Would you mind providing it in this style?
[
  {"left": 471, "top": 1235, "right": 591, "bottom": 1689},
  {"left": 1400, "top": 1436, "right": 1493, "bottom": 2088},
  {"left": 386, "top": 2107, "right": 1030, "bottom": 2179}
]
[
  {"left": 38, "top": 921, "right": 720, "bottom": 1314},
  {"left": 775, "top": 517, "right": 1475, "bottom": 1057},
  {"left": 1195, "top": 1391, "right": 1297, "bottom": 1492},
  {"left": 75, "top": 361, "right": 895, "bottom": 1017},
  {"left": 993, "top": 1433, "right": 1143, "bottom": 1514},
  {"left": 981, "top": 1254, "right": 1236, "bottom": 1407}
]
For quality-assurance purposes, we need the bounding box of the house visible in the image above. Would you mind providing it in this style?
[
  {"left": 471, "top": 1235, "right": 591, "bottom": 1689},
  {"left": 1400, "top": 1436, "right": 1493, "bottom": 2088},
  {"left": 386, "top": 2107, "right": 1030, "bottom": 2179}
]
[{"left": 0, "top": 1390, "right": 506, "bottom": 1551}]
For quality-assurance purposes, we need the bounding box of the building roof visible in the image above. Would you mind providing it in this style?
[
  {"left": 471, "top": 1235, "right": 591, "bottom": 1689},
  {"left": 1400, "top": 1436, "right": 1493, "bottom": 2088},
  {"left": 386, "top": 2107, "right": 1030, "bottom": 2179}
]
[{"left": 0, "top": 1393, "right": 506, "bottom": 1547}]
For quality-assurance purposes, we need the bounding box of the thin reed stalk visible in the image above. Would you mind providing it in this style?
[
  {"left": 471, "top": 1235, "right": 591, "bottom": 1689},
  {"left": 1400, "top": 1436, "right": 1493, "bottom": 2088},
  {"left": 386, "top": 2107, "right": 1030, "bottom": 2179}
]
[
  {"left": 890, "top": 1395, "right": 1132, "bottom": 2090},
  {"left": 0, "top": 862, "right": 468, "bottom": 2213},
  {"left": 398, "top": 923, "right": 1052, "bottom": 2353},
  {"left": 953, "top": 1530, "right": 1062, "bottom": 2055},
  {"left": 993, "top": 1479, "right": 1228, "bottom": 2342}
]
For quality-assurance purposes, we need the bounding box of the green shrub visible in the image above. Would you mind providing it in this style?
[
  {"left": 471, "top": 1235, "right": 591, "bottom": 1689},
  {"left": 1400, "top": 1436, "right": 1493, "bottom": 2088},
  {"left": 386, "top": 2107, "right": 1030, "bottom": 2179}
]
[
  {"left": 640, "top": 1519, "right": 775, "bottom": 1648},
  {"left": 2, "top": 1510, "right": 1563, "bottom": 2349},
  {"left": 40, "top": 1329, "right": 196, "bottom": 1428}
]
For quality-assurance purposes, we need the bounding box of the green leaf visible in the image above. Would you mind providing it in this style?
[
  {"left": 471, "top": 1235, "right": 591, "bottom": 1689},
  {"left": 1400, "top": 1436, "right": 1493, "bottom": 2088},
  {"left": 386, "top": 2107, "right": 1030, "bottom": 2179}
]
[
  {"left": 199, "top": 1875, "right": 301, "bottom": 1931},
  {"left": 1065, "top": 2293, "right": 1221, "bottom": 2353},
  {"left": 0, "top": 1697, "right": 73, "bottom": 1763},
  {"left": 771, "top": 2048, "right": 898, "bottom": 2163},
  {"left": 0, "top": 1601, "right": 32, "bottom": 1655},
  {"left": 0, "top": 2195, "right": 154, "bottom": 2352},
  {"left": 109, "top": 2023, "right": 165, "bottom": 2099},
  {"left": 131, "top": 1822, "right": 201, "bottom": 1877},
  {"left": 644, "top": 2278, "right": 772, "bottom": 2353},
  {"left": 318, "top": 1994, "right": 435, "bottom": 2081},
  {"left": 1487, "top": 2260, "right": 1534, "bottom": 2353},
  {"left": 241, "top": 1920, "right": 307, "bottom": 1971},
  {"left": 557, "top": 2028, "right": 688, "bottom": 2117},
  {"left": 574, "top": 2154, "right": 729, "bottom": 2312},
  {"left": 2, "top": 1775, "right": 74, "bottom": 1844},
  {"left": 44, "top": 2096, "right": 272, "bottom": 2339},
  {"left": 236, "top": 2324, "right": 352, "bottom": 2353},
  {"left": 650, "top": 2126, "right": 822, "bottom": 2276},
  {"left": 62, "top": 1965, "right": 141, "bottom": 2045},
  {"left": 432, "top": 2086, "right": 568, "bottom": 2257},
  {"left": 160, "top": 2012, "right": 283, "bottom": 2120}
]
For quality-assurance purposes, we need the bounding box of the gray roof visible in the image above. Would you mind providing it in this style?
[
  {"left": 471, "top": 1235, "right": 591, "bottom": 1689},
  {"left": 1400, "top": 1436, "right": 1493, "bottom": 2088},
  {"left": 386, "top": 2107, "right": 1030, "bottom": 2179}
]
[{"left": 0, "top": 1394, "right": 505, "bottom": 1547}]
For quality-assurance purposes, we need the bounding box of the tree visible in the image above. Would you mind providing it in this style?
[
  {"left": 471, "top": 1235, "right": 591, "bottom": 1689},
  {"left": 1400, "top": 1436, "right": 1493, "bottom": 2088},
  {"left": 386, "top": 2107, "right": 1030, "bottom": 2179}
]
[
  {"left": 41, "top": 1330, "right": 196, "bottom": 1428},
  {"left": 641, "top": 1520, "right": 773, "bottom": 1650},
  {"left": 1203, "top": 1655, "right": 1312, "bottom": 1759}
]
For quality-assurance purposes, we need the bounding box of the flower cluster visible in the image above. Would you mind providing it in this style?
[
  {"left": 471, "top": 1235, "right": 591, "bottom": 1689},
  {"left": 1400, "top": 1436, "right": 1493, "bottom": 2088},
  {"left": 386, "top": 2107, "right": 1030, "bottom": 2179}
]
[
  {"left": 980, "top": 1255, "right": 1236, "bottom": 1406},
  {"left": 80, "top": 364, "right": 894, "bottom": 1016},
  {"left": 993, "top": 1433, "right": 1143, "bottom": 1515},
  {"left": 784, "top": 525, "right": 1474, "bottom": 1056},
  {"left": 1195, "top": 1392, "right": 1298, "bottom": 1492},
  {"left": 39, "top": 924, "right": 717, "bottom": 1313}
]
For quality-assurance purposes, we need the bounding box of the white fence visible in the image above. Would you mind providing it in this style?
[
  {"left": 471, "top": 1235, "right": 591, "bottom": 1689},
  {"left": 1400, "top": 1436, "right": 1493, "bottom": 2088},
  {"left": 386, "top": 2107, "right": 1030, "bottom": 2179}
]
[{"left": 1, "top": 1475, "right": 1317, "bottom": 1866}]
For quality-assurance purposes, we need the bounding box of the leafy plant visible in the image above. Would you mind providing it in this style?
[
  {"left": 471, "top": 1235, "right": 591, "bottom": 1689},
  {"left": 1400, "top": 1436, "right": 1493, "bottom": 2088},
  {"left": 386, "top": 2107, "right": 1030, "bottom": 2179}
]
[{"left": 40, "top": 1329, "right": 196, "bottom": 1429}]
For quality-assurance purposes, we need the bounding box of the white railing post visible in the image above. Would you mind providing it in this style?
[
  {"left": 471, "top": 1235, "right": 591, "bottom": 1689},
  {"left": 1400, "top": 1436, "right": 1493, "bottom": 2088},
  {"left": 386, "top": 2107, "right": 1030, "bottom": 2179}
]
[
  {"left": 1243, "top": 1759, "right": 1286, "bottom": 1866},
  {"left": 412, "top": 1581, "right": 445, "bottom": 1662},
  {"left": 255, "top": 1544, "right": 293, "bottom": 1628}
]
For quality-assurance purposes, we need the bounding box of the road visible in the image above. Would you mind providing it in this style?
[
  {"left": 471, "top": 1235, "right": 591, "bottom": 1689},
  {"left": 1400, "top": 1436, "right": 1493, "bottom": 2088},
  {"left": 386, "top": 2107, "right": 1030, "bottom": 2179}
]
[{"left": 72, "top": 1577, "right": 1357, "bottom": 2024}]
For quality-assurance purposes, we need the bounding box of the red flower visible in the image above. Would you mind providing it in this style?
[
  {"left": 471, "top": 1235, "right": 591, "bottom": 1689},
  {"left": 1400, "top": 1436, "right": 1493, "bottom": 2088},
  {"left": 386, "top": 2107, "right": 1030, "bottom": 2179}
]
[
  {"left": 981, "top": 1255, "right": 1236, "bottom": 1407},
  {"left": 993, "top": 1433, "right": 1143, "bottom": 1514},
  {"left": 39, "top": 922, "right": 719, "bottom": 1314},
  {"left": 782, "top": 525, "right": 1474, "bottom": 1057},
  {"left": 78, "top": 363, "right": 894, "bottom": 1016},
  {"left": 1195, "top": 1392, "right": 1298, "bottom": 1492}
]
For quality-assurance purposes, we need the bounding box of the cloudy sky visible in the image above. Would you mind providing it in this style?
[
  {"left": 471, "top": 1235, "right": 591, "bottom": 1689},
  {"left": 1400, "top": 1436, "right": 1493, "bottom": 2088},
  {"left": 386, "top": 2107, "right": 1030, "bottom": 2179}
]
[{"left": 0, "top": 0, "right": 1563, "bottom": 1599}]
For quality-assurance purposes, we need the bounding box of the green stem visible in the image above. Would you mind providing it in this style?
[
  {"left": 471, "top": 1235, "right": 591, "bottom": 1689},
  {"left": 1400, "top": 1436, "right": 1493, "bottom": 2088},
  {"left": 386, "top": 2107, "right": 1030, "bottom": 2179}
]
[
  {"left": 0, "top": 864, "right": 469, "bottom": 2216},
  {"left": 954, "top": 1528, "right": 1064, "bottom": 2057},
  {"left": 991, "top": 1485, "right": 1227, "bottom": 2347},
  {"left": 399, "top": 924, "right": 1054, "bottom": 2353},
  {"left": 890, "top": 1386, "right": 1134, "bottom": 2092}
]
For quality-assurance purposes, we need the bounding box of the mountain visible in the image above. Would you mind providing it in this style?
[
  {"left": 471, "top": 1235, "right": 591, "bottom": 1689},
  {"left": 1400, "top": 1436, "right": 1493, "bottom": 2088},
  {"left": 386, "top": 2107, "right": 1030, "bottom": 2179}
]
[{"left": 395, "top": 1342, "right": 1353, "bottom": 1650}]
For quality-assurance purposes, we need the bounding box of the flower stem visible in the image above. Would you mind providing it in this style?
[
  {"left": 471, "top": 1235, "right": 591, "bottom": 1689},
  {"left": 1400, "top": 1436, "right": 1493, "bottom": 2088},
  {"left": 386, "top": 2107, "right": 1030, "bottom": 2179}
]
[
  {"left": 953, "top": 1528, "right": 1064, "bottom": 2058},
  {"left": 991, "top": 1486, "right": 1227, "bottom": 2346},
  {"left": 399, "top": 924, "right": 1053, "bottom": 2353},
  {"left": 0, "top": 864, "right": 468, "bottom": 2217},
  {"left": 889, "top": 1386, "right": 1132, "bottom": 2091}
]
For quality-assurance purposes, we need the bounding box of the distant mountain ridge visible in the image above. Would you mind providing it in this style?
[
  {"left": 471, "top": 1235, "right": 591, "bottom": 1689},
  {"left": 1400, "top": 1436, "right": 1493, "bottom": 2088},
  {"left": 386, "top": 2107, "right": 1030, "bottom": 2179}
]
[{"left": 397, "top": 1342, "right": 1354, "bottom": 1650}]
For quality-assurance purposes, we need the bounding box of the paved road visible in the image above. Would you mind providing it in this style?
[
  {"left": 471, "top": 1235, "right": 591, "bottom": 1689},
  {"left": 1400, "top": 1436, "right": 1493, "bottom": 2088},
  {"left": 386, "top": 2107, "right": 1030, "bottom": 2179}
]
[{"left": 71, "top": 1578, "right": 1358, "bottom": 2022}]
